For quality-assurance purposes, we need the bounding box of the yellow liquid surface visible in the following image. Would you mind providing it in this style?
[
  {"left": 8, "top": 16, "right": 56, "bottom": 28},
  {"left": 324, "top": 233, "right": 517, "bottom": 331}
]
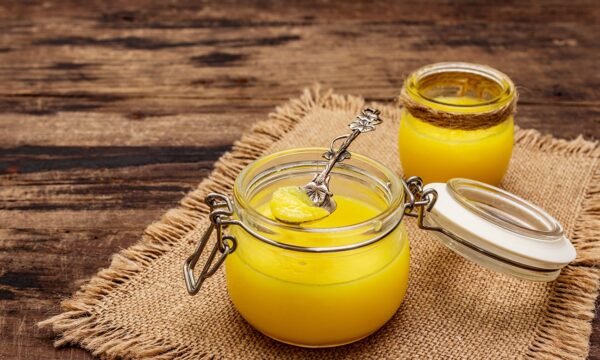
[
  {"left": 226, "top": 195, "right": 409, "bottom": 347},
  {"left": 399, "top": 96, "right": 514, "bottom": 185}
]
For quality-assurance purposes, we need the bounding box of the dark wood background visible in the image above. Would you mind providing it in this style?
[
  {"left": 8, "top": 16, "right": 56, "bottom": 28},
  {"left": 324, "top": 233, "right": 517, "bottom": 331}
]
[{"left": 0, "top": 1, "right": 598, "bottom": 359}]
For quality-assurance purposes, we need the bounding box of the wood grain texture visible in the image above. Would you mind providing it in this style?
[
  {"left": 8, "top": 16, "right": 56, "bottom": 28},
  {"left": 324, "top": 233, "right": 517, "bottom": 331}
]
[{"left": 0, "top": 1, "right": 598, "bottom": 359}]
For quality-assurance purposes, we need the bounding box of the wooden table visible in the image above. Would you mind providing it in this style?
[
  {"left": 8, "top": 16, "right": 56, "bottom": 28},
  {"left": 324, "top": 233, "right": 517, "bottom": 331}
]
[{"left": 1, "top": 1, "right": 598, "bottom": 358}]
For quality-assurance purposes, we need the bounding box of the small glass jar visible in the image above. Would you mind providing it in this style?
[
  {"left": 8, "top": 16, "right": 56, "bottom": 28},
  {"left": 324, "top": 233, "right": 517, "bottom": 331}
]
[
  {"left": 184, "top": 147, "right": 575, "bottom": 349},
  {"left": 399, "top": 62, "right": 517, "bottom": 185}
]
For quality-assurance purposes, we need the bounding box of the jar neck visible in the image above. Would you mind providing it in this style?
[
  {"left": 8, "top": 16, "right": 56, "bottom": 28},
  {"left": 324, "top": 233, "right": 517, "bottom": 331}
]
[{"left": 401, "top": 62, "right": 517, "bottom": 130}]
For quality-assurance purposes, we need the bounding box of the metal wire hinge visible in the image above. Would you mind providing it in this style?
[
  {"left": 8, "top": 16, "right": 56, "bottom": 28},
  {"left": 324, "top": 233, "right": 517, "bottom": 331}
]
[
  {"left": 401, "top": 176, "right": 439, "bottom": 230},
  {"left": 183, "top": 193, "right": 238, "bottom": 295}
]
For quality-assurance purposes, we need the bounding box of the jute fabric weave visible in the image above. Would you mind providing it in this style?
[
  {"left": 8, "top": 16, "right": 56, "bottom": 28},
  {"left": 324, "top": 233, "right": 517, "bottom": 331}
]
[{"left": 40, "top": 87, "right": 600, "bottom": 359}]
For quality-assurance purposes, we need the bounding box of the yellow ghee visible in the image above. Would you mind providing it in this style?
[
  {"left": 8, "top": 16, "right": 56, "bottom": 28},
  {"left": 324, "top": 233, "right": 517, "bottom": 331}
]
[
  {"left": 226, "top": 194, "right": 409, "bottom": 347},
  {"left": 269, "top": 185, "right": 330, "bottom": 223},
  {"left": 399, "top": 96, "right": 514, "bottom": 185}
]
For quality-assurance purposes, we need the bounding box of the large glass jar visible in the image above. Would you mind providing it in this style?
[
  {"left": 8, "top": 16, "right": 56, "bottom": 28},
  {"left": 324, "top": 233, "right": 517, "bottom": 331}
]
[
  {"left": 227, "top": 148, "right": 409, "bottom": 347},
  {"left": 399, "top": 62, "right": 517, "bottom": 185}
]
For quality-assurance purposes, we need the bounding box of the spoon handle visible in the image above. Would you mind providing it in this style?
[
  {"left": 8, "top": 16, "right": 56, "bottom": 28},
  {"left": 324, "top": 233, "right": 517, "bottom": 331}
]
[{"left": 305, "top": 108, "right": 382, "bottom": 206}]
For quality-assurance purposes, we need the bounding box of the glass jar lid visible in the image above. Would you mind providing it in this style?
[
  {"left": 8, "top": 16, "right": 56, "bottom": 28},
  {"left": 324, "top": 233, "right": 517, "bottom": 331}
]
[{"left": 422, "top": 178, "right": 576, "bottom": 282}]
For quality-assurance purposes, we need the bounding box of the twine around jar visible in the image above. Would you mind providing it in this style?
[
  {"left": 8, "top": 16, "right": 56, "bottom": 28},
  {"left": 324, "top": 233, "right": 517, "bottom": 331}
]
[{"left": 399, "top": 87, "right": 518, "bottom": 130}]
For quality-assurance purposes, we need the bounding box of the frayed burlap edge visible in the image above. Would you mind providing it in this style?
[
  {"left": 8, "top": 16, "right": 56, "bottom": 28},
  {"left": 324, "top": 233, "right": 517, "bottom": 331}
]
[
  {"left": 38, "top": 86, "right": 600, "bottom": 360},
  {"left": 517, "top": 129, "right": 600, "bottom": 359}
]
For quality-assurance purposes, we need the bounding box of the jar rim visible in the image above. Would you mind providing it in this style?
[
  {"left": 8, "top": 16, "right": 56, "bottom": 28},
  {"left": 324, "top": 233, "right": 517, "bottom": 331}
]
[
  {"left": 233, "top": 147, "right": 405, "bottom": 235},
  {"left": 447, "top": 178, "right": 564, "bottom": 240},
  {"left": 405, "top": 62, "right": 516, "bottom": 111}
]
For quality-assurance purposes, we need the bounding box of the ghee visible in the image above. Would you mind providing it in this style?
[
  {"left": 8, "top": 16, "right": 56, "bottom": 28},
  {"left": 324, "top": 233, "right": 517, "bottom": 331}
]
[
  {"left": 225, "top": 148, "right": 409, "bottom": 347},
  {"left": 399, "top": 62, "right": 517, "bottom": 185},
  {"left": 399, "top": 97, "right": 514, "bottom": 185},
  {"left": 269, "top": 186, "right": 330, "bottom": 223},
  {"left": 227, "top": 195, "right": 409, "bottom": 347}
]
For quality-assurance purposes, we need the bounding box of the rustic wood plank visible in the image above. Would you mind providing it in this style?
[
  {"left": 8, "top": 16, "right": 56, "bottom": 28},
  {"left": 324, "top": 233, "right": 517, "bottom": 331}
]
[
  {"left": 0, "top": 113, "right": 257, "bottom": 147},
  {"left": 0, "top": 104, "right": 597, "bottom": 148},
  {"left": 0, "top": 1, "right": 598, "bottom": 359},
  {"left": 1, "top": 227, "right": 147, "bottom": 360},
  {"left": 0, "top": 2, "right": 598, "bottom": 108}
]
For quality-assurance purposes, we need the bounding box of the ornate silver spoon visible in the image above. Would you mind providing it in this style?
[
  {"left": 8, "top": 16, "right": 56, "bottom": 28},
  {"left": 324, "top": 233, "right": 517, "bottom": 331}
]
[{"left": 298, "top": 108, "right": 382, "bottom": 215}]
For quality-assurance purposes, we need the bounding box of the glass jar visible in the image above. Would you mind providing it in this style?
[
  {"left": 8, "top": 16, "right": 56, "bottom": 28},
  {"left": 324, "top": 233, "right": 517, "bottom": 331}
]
[
  {"left": 399, "top": 62, "right": 517, "bottom": 185},
  {"left": 184, "top": 147, "right": 575, "bottom": 349},
  {"left": 227, "top": 148, "right": 408, "bottom": 347}
]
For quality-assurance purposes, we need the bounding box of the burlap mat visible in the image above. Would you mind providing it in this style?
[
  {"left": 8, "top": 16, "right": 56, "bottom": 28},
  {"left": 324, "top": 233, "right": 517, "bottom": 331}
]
[{"left": 40, "top": 87, "right": 600, "bottom": 359}]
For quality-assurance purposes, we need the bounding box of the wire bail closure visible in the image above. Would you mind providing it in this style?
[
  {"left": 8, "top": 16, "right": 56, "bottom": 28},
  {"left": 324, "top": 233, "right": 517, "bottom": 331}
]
[
  {"left": 183, "top": 194, "right": 238, "bottom": 295},
  {"left": 183, "top": 177, "right": 439, "bottom": 296}
]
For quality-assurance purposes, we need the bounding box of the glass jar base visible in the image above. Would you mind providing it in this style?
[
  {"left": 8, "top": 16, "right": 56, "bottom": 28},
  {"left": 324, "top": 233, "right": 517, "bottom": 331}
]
[{"left": 257, "top": 328, "right": 377, "bottom": 348}]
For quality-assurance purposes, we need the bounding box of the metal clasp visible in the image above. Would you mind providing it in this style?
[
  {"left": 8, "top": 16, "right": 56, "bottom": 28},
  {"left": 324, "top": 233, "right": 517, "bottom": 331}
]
[
  {"left": 403, "top": 176, "right": 486, "bottom": 258},
  {"left": 401, "top": 176, "right": 439, "bottom": 230},
  {"left": 183, "top": 193, "right": 238, "bottom": 295}
]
